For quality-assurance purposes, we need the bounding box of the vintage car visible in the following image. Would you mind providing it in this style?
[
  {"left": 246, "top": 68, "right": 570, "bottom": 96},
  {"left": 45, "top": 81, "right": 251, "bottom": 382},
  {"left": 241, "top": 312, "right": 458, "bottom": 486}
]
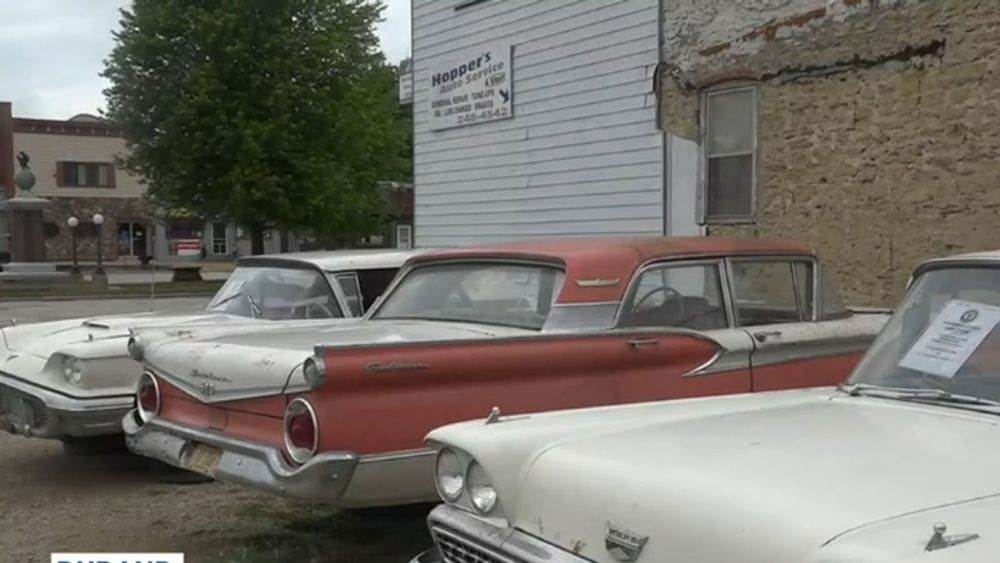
[
  {"left": 411, "top": 250, "right": 1000, "bottom": 563},
  {"left": 0, "top": 248, "right": 419, "bottom": 453},
  {"left": 123, "top": 236, "right": 887, "bottom": 508}
]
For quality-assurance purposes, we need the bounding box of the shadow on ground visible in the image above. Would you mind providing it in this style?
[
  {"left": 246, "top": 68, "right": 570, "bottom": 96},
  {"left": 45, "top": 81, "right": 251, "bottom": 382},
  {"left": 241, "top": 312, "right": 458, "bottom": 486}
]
[{"left": 207, "top": 502, "right": 435, "bottom": 563}]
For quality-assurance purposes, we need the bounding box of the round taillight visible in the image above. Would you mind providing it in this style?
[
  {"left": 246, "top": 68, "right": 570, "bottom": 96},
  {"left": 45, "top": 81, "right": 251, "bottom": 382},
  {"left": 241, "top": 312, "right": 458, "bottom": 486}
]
[
  {"left": 283, "top": 398, "right": 318, "bottom": 465},
  {"left": 136, "top": 372, "right": 160, "bottom": 423}
]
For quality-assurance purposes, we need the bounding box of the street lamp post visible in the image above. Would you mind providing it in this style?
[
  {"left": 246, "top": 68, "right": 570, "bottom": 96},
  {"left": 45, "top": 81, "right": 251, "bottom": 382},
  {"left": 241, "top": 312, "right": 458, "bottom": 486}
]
[
  {"left": 67, "top": 216, "right": 80, "bottom": 277},
  {"left": 92, "top": 213, "right": 106, "bottom": 286}
]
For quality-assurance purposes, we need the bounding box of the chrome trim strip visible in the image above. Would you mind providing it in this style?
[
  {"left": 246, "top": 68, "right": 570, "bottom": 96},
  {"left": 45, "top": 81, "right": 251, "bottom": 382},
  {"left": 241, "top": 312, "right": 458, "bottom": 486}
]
[
  {"left": 749, "top": 334, "right": 874, "bottom": 368},
  {"left": 358, "top": 448, "right": 434, "bottom": 464}
]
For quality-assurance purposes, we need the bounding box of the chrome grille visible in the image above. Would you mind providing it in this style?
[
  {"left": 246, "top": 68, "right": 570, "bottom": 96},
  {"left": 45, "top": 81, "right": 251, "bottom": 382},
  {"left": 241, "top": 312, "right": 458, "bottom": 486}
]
[{"left": 432, "top": 526, "right": 521, "bottom": 563}]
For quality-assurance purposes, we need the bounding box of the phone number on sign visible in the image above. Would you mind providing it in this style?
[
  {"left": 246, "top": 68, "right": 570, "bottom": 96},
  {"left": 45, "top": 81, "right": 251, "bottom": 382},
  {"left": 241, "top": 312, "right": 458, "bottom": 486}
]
[{"left": 456, "top": 106, "right": 510, "bottom": 125}]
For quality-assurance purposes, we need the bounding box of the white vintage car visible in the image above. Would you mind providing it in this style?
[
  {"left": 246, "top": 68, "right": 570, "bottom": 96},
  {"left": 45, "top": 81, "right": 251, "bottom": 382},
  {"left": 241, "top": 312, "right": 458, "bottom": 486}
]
[
  {"left": 0, "top": 248, "right": 419, "bottom": 453},
  {"left": 412, "top": 250, "right": 1000, "bottom": 563}
]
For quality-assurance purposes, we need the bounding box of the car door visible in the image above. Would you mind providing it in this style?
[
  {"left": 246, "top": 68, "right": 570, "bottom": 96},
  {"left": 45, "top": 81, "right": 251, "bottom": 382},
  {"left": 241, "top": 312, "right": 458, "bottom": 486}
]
[
  {"left": 613, "top": 259, "right": 755, "bottom": 403},
  {"left": 728, "top": 257, "right": 875, "bottom": 391}
]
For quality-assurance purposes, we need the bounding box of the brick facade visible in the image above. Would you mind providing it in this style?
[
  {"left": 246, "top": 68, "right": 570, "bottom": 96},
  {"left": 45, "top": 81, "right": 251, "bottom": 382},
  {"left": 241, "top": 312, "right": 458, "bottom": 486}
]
[
  {"left": 660, "top": 0, "right": 1000, "bottom": 306},
  {"left": 43, "top": 196, "right": 152, "bottom": 261}
]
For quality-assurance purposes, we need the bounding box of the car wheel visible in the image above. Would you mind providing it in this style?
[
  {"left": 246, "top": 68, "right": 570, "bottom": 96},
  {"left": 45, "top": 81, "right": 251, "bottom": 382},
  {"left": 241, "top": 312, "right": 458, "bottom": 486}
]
[
  {"left": 60, "top": 435, "right": 129, "bottom": 456},
  {"left": 145, "top": 460, "right": 215, "bottom": 485}
]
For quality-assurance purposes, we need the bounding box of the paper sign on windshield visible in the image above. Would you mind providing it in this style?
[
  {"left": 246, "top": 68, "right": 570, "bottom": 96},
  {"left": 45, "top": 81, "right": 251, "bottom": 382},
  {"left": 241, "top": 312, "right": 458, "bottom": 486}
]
[{"left": 899, "top": 299, "right": 1000, "bottom": 378}]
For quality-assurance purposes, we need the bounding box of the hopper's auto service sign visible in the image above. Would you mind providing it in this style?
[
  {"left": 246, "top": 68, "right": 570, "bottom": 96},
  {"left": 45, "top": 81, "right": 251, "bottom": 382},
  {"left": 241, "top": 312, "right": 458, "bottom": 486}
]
[{"left": 429, "top": 43, "right": 513, "bottom": 131}]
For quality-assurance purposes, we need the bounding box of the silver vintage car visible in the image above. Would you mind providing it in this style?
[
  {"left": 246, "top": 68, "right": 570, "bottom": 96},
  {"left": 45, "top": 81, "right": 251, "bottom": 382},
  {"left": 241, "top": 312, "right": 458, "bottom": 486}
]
[
  {"left": 0, "top": 248, "right": 419, "bottom": 453},
  {"left": 412, "top": 250, "right": 1000, "bottom": 563}
]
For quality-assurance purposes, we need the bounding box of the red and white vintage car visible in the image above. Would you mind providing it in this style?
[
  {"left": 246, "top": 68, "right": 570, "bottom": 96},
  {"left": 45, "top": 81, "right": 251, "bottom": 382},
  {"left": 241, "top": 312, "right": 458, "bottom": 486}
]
[{"left": 124, "top": 237, "right": 887, "bottom": 507}]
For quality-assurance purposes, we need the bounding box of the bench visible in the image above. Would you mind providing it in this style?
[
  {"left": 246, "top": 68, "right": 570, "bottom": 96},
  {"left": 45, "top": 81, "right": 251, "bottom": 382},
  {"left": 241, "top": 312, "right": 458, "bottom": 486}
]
[{"left": 171, "top": 265, "right": 203, "bottom": 282}]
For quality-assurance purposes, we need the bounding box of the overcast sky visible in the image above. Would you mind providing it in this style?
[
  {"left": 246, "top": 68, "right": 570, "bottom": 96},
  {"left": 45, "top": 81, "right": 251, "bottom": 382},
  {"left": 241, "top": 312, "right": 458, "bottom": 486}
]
[{"left": 0, "top": 0, "right": 411, "bottom": 120}]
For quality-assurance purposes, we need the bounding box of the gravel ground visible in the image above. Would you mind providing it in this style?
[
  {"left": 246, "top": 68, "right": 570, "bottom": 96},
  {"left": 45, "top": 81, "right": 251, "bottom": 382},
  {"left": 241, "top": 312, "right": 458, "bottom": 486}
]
[{"left": 0, "top": 297, "right": 432, "bottom": 563}]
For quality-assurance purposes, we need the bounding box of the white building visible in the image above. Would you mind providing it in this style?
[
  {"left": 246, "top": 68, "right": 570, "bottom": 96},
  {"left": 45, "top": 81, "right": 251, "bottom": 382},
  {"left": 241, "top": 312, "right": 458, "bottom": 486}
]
[{"left": 407, "top": 0, "right": 702, "bottom": 247}]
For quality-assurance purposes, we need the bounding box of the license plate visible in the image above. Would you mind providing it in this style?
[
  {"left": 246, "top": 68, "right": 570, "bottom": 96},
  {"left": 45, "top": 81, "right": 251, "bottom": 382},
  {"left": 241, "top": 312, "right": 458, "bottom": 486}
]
[{"left": 186, "top": 442, "right": 223, "bottom": 477}]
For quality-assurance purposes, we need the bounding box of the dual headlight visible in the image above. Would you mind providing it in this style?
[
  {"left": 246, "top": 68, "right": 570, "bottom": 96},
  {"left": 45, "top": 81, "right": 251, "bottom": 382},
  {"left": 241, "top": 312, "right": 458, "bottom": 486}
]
[
  {"left": 435, "top": 448, "right": 498, "bottom": 514},
  {"left": 60, "top": 355, "right": 83, "bottom": 385}
]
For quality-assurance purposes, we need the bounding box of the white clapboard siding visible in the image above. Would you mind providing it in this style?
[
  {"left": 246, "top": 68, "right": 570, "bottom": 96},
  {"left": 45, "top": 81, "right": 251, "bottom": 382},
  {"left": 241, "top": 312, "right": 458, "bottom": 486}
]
[{"left": 413, "top": 0, "right": 663, "bottom": 247}]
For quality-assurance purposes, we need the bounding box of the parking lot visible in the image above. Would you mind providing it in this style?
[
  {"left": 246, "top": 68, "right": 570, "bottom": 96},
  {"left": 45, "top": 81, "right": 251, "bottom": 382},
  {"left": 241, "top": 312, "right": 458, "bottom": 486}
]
[{"left": 0, "top": 297, "right": 430, "bottom": 563}]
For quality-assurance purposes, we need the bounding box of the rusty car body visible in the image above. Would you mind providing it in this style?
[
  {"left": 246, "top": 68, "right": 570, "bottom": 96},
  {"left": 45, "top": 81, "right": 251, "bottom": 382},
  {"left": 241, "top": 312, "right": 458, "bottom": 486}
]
[{"left": 123, "top": 236, "right": 887, "bottom": 507}]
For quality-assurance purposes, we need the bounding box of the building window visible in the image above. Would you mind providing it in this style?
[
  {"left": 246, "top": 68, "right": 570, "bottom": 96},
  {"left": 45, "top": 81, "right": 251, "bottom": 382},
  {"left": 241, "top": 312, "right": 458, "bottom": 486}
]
[
  {"left": 59, "top": 162, "right": 115, "bottom": 188},
  {"left": 211, "top": 221, "right": 229, "bottom": 255},
  {"left": 701, "top": 85, "right": 757, "bottom": 223},
  {"left": 396, "top": 224, "right": 412, "bottom": 249}
]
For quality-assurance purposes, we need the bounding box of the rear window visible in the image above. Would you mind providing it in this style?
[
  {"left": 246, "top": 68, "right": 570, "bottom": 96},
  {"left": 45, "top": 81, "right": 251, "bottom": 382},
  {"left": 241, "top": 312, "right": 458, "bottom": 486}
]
[{"left": 374, "top": 262, "right": 565, "bottom": 330}]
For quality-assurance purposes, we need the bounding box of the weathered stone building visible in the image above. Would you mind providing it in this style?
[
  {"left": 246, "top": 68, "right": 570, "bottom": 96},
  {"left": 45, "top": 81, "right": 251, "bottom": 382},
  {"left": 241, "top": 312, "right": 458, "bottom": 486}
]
[
  {"left": 661, "top": 0, "right": 1000, "bottom": 305},
  {"left": 407, "top": 0, "right": 998, "bottom": 307}
]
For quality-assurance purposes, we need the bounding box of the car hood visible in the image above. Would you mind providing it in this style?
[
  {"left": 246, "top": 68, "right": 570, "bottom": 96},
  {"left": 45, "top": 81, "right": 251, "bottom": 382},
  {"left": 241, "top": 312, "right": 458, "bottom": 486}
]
[
  {"left": 141, "top": 319, "right": 526, "bottom": 403},
  {"left": 433, "top": 389, "right": 1000, "bottom": 563},
  {"left": 0, "top": 311, "right": 219, "bottom": 359}
]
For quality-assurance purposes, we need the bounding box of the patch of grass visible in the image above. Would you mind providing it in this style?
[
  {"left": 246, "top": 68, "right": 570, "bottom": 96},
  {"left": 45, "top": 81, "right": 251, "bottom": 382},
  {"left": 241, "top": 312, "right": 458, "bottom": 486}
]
[
  {"left": 211, "top": 504, "right": 433, "bottom": 563},
  {"left": 0, "top": 280, "right": 224, "bottom": 301}
]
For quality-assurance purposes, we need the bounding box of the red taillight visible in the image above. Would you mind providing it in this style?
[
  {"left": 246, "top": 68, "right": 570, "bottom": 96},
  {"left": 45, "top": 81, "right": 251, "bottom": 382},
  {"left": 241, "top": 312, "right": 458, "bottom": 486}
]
[
  {"left": 283, "top": 399, "right": 318, "bottom": 464},
  {"left": 287, "top": 412, "right": 315, "bottom": 449},
  {"left": 136, "top": 372, "right": 160, "bottom": 422}
]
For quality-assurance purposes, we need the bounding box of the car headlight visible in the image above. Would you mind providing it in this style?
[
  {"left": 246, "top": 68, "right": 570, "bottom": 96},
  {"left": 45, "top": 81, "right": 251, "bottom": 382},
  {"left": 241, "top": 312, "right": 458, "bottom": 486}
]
[
  {"left": 467, "top": 461, "right": 498, "bottom": 514},
  {"left": 61, "top": 355, "right": 83, "bottom": 385},
  {"left": 435, "top": 448, "right": 465, "bottom": 502}
]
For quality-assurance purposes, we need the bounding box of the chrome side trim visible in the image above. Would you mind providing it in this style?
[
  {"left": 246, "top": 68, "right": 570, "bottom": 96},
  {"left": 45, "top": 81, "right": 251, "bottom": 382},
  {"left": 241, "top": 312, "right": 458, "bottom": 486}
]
[
  {"left": 358, "top": 448, "right": 434, "bottom": 464},
  {"left": 750, "top": 334, "right": 875, "bottom": 368},
  {"left": 683, "top": 328, "right": 754, "bottom": 377}
]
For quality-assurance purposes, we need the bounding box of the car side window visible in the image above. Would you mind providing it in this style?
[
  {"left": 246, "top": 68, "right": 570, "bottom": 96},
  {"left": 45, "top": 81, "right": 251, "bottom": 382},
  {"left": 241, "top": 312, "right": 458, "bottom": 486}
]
[
  {"left": 820, "top": 267, "right": 851, "bottom": 319},
  {"left": 619, "top": 263, "right": 727, "bottom": 330},
  {"left": 334, "top": 273, "right": 364, "bottom": 317},
  {"left": 731, "top": 260, "right": 811, "bottom": 326},
  {"left": 356, "top": 268, "right": 400, "bottom": 312}
]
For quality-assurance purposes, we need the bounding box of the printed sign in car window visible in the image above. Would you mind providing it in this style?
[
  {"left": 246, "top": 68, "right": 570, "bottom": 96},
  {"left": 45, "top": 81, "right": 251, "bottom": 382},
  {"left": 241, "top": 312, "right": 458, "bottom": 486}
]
[{"left": 899, "top": 299, "right": 1000, "bottom": 378}]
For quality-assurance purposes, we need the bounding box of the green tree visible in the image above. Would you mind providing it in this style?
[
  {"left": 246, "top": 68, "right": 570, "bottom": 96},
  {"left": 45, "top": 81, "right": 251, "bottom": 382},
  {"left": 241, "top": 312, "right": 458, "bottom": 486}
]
[{"left": 103, "top": 0, "right": 409, "bottom": 254}]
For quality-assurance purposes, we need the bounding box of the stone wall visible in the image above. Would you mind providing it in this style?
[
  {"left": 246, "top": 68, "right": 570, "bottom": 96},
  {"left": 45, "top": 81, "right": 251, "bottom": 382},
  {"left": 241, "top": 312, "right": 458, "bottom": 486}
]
[
  {"left": 42, "top": 196, "right": 153, "bottom": 261},
  {"left": 660, "top": 0, "right": 1000, "bottom": 306}
]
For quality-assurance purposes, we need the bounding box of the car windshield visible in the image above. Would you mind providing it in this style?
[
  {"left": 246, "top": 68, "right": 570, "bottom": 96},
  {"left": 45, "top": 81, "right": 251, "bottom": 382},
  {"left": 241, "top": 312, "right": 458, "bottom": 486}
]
[
  {"left": 206, "top": 266, "right": 344, "bottom": 320},
  {"left": 846, "top": 266, "right": 1000, "bottom": 407},
  {"left": 372, "top": 262, "right": 565, "bottom": 330}
]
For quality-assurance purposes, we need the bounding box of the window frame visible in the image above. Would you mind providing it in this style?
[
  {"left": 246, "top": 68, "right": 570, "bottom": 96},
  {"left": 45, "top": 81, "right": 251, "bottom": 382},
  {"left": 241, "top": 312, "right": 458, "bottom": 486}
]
[
  {"left": 59, "top": 161, "right": 115, "bottom": 188},
  {"left": 699, "top": 83, "right": 759, "bottom": 225},
  {"left": 615, "top": 258, "right": 734, "bottom": 329},
  {"left": 334, "top": 272, "right": 364, "bottom": 317},
  {"left": 396, "top": 224, "right": 413, "bottom": 249},
  {"left": 725, "top": 255, "right": 820, "bottom": 326}
]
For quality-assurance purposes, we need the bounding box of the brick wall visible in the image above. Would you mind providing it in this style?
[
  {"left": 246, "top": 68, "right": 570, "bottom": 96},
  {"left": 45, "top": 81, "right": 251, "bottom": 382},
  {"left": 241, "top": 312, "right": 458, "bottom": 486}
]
[
  {"left": 43, "top": 197, "right": 152, "bottom": 261},
  {"left": 660, "top": 0, "right": 1000, "bottom": 306}
]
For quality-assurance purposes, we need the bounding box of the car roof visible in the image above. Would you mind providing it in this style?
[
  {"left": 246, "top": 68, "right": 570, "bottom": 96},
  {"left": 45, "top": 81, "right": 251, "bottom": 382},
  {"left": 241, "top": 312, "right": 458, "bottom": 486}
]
[
  {"left": 408, "top": 236, "right": 814, "bottom": 303},
  {"left": 237, "top": 248, "right": 426, "bottom": 272}
]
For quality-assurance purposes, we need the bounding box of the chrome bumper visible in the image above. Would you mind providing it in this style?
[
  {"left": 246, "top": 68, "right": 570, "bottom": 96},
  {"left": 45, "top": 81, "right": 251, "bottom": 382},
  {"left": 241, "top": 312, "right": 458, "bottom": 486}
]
[
  {"left": 411, "top": 504, "right": 587, "bottom": 563},
  {"left": 122, "top": 409, "right": 359, "bottom": 502},
  {"left": 0, "top": 372, "right": 133, "bottom": 439}
]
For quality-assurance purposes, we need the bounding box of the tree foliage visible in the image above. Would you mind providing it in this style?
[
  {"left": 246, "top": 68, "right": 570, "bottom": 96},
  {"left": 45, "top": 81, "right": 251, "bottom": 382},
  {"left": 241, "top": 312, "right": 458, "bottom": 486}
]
[{"left": 103, "top": 0, "right": 409, "bottom": 253}]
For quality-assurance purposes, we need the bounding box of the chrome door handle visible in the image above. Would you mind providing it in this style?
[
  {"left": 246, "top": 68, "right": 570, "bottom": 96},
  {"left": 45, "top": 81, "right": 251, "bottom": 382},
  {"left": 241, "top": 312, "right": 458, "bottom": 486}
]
[
  {"left": 753, "top": 330, "right": 783, "bottom": 343},
  {"left": 627, "top": 339, "right": 660, "bottom": 350}
]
